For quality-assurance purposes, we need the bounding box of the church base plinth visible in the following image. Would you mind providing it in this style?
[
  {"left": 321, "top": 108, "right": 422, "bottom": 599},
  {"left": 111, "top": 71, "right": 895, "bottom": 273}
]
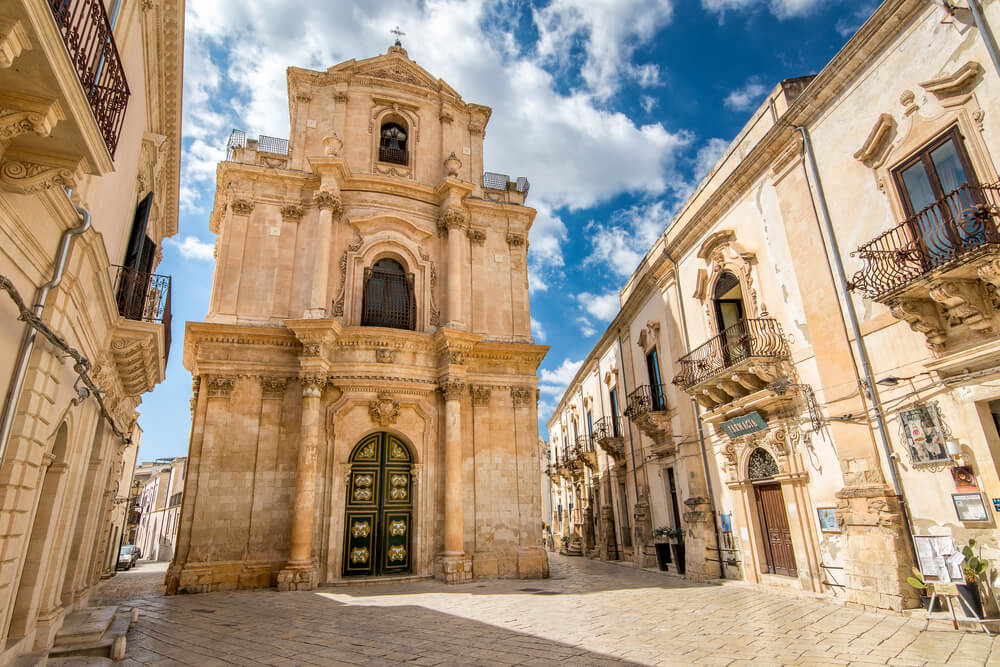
[
  {"left": 436, "top": 554, "right": 473, "bottom": 583},
  {"left": 276, "top": 564, "right": 317, "bottom": 591},
  {"left": 516, "top": 547, "right": 550, "bottom": 579}
]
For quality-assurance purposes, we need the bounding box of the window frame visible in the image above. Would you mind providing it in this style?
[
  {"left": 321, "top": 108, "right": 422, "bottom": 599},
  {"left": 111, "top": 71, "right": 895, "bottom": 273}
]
[{"left": 891, "top": 125, "right": 979, "bottom": 218}]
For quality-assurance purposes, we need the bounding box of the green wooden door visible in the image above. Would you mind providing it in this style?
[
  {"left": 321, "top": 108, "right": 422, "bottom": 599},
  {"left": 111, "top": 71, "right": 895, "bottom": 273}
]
[{"left": 343, "top": 433, "right": 413, "bottom": 577}]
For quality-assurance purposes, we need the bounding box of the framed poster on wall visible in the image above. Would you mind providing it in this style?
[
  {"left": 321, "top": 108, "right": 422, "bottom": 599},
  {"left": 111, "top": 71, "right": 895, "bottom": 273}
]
[
  {"left": 816, "top": 507, "right": 839, "bottom": 533},
  {"left": 899, "top": 405, "right": 949, "bottom": 465},
  {"left": 952, "top": 493, "right": 989, "bottom": 522}
]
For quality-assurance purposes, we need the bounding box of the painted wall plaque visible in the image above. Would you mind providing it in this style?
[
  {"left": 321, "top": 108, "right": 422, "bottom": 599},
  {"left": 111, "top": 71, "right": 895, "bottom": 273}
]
[
  {"left": 899, "top": 405, "right": 949, "bottom": 464},
  {"left": 952, "top": 493, "right": 989, "bottom": 522},
  {"left": 816, "top": 507, "right": 839, "bottom": 533},
  {"left": 950, "top": 466, "right": 977, "bottom": 492},
  {"left": 720, "top": 411, "right": 768, "bottom": 439}
]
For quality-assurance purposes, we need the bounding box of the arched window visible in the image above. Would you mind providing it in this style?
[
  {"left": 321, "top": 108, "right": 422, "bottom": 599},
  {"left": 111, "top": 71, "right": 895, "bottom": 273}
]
[
  {"left": 747, "top": 448, "right": 779, "bottom": 480},
  {"left": 361, "top": 258, "right": 415, "bottom": 330},
  {"left": 713, "top": 271, "right": 745, "bottom": 333},
  {"left": 379, "top": 122, "right": 408, "bottom": 166}
]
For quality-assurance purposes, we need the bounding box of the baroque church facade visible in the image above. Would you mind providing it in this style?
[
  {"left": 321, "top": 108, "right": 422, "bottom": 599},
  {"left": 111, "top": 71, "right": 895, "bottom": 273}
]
[{"left": 167, "top": 42, "right": 549, "bottom": 592}]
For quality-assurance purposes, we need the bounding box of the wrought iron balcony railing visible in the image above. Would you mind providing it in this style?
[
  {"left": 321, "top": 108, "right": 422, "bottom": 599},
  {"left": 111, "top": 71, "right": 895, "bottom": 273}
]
[
  {"left": 850, "top": 182, "right": 1000, "bottom": 299},
  {"left": 49, "top": 0, "right": 130, "bottom": 157},
  {"left": 576, "top": 434, "right": 594, "bottom": 454},
  {"left": 624, "top": 383, "right": 667, "bottom": 419},
  {"left": 592, "top": 415, "right": 621, "bottom": 441},
  {"left": 672, "top": 318, "right": 787, "bottom": 391},
  {"left": 378, "top": 146, "right": 409, "bottom": 165},
  {"left": 111, "top": 264, "right": 172, "bottom": 362}
]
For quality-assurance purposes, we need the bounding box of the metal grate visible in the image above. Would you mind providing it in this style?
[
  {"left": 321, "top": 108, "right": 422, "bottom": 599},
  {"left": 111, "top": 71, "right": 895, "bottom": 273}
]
[
  {"left": 624, "top": 383, "right": 667, "bottom": 419},
  {"left": 515, "top": 176, "right": 530, "bottom": 194},
  {"left": 257, "top": 134, "right": 289, "bottom": 155},
  {"left": 48, "top": 0, "right": 131, "bottom": 157},
  {"left": 483, "top": 171, "right": 508, "bottom": 190},
  {"left": 225, "top": 129, "right": 246, "bottom": 161},
  {"left": 378, "top": 147, "right": 408, "bottom": 165},
  {"left": 361, "top": 268, "right": 416, "bottom": 330}
]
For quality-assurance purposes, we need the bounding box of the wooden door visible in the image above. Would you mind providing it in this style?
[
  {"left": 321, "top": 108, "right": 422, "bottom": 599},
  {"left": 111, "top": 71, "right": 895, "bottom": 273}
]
[{"left": 753, "top": 483, "right": 797, "bottom": 577}]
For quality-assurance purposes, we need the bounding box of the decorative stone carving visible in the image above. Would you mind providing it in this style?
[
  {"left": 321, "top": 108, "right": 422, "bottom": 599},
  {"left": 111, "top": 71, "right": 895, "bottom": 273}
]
[
  {"left": 470, "top": 385, "right": 491, "bottom": 407},
  {"left": 369, "top": 393, "right": 400, "bottom": 427},
  {"left": 439, "top": 380, "right": 465, "bottom": 401},
  {"left": 510, "top": 386, "right": 531, "bottom": 408},
  {"left": 853, "top": 113, "right": 894, "bottom": 167},
  {"left": 333, "top": 228, "right": 364, "bottom": 318},
  {"left": 635, "top": 321, "right": 660, "bottom": 352},
  {"left": 977, "top": 258, "right": 1000, "bottom": 290},
  {"left": 206, "top": 376, "right": 236, "bottom": 398},
  {"left": 261, "top": 377, "right": 287, "bottom": 398},
  {"left": 444, "top": 152, "right": 461, "bottom": 178},
  {"left": 899, "top": 89, "right": 918, "bottom": 116},
  {"left": 300, "top": 374, "right": 327, "bottom": 395},
  {"left": 322, "top": 134, "right": 343, "bottom": 156},
  {"left": 437, "top": 207, "right": 466, "bottom": 231},
  {"left": 0, "top": 19, "right": 31, "bottom": 69},
  {"left": 429, "top": 262, "right": 441, "bottom": 327},
  {"left": 230, "top": 198, "right": 254, "bottom": 216},
  {"left": 0, "top": 159, "right": 78, "bottom": 193},
  {"left": 376, "top": 348, "right": 393, "bottom": 363},
  {"left": 919, "top": 61, "right": 982, "bottom": 107},
  {"left": 506, "top": 233, "right": 526, "bottom": 247},
  {"left": 467, "top": 228, "right": 486, "bottom": 244},
  {"left": 314, "top": 190, "right": 343, "bottom": 215},
  {"left": 0, "top": 106, "right": 59, "bottom": 143},
  {"left": 889, "top": 299, "right": 947, "bottom": 353},
  {"left": 301, "top": 342, "right": 322, "bottom": 357},
  {"left": 928, "top": 280, "right": 992, "bottom": 332},
  {"left": 446, "top": 349, "right": 465, "bottom": 366},
  {"left": 280, "top": 204, "right": 303, "bottom": 222}
]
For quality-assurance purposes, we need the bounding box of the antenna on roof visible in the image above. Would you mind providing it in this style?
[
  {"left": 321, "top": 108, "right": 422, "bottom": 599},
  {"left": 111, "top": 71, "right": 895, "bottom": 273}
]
[{"left": 390, "top": 26, "right": 405, "bottom": 47}]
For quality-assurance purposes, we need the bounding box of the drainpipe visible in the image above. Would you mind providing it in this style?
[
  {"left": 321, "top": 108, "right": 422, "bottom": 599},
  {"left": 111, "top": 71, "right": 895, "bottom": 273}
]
[
  {"left": 968, "top": 0, "right": 1000, "bottom": 78},
  {"left": 665, "top": 251, "right": 725, "bottom": 579},
  {"left": 794, "top": 125, "right": 917, "bottom": 554},
  {"left": 0, "top": 196, "right": 92, "bottom": 465},
  {"left": 615, "top": 331, "right": 642, "bottom": 509}
]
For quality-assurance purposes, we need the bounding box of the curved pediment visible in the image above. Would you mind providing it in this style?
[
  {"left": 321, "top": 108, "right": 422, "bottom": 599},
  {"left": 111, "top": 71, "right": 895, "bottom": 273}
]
[{"left": 350, "top": 213, "right": 435, "bottom": 241}]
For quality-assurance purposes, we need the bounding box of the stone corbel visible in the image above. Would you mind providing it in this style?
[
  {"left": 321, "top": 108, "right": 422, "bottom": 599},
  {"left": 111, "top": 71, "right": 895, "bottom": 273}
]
[
  {"left": 0, "top": 156, "right": 81, "bottom": 194},
  {"left": 928, "top": 280, "right": 993, "bottom": 333},
  {"left": 280, "top": 204, "right": 304, "bottom": 222},
  {"left": 635, "top": 321, "right": 660, "bottom": 352},
  {"left": 467, "top": 228, "right": 486, "bottom": 244},
  {"left": 919, "top": 61, "right": 982, "bottom": 108},
  {"left": 0, "top": 96, "right": 62, "bottom": 144},
  {"left": 0, "top": 19, "right": 31, "bottom": 68},
  {"left": 889, "top": 299, "right": 947, "bottom": 352},
  {"left": 853, "top": 113, "right": 895, "bottom": 168},
  {"left": 506, "top": 232, "right": 526, "bottom": 247},
  {"left": 976, "top": 257, "right": 1000, "bottom": 290},
  {"left": 229, "top": 197, "right": 254, "bottom": 216}
]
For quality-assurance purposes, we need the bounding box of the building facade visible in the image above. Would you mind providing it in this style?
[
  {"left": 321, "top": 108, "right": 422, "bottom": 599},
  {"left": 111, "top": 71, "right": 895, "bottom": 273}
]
[
  {"left": 548, "top": 0, "right": 1000, "bottom": 611},
  {"left": 134, "top": 457, "right": 185, "bottom": 562},
  {"left": 168, "top": 42, "right": 548, "bottom": 593},
  {"left": 0, "top": 0, "right": 183, "bottom": 659}
]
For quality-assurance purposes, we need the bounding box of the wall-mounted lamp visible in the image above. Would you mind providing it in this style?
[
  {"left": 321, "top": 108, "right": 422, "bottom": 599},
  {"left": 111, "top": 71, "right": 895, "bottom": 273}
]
[
  {"left": 876, "top": 376, "right": 901, "bottom": 386},
  {"left": 946, "top": 438, "right": 963, "bottom": 462}
]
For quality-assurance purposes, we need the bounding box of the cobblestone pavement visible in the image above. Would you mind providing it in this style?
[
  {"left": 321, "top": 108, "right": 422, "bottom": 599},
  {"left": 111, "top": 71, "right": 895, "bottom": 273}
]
[{"left": 96, "top": 554, "right": 1000, "bottom": 666}]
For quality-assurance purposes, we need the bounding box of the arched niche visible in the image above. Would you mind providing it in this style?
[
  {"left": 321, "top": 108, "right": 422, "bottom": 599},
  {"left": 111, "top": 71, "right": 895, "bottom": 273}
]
[
  {"left": 370, "top": 103, "right": 420, "bottom": 178},
  {"left": 342, "top": 233, "right": 436, "bottom": 331}
]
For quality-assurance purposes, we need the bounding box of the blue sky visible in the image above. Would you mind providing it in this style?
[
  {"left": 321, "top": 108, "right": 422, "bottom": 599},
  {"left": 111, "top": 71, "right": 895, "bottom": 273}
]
[{"left": 138, "top": 0, "right": 878, "bottom": 462}]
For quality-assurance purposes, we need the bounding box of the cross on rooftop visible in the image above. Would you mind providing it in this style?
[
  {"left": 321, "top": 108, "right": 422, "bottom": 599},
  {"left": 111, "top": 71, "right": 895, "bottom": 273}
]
[{"left": 390, "top": 26, "right": 405, "bottom": 46}]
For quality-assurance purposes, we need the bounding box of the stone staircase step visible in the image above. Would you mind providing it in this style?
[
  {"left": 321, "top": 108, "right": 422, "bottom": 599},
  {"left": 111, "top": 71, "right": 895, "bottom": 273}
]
[
  {"left": 47, "top": 658, "right": 114, "bottom": 666},
  {"left": 52, "top": 608, "right": 116, "bottom": 647},
  {"left": 48, "top": 608, "right": 133, "bottom": 662}
]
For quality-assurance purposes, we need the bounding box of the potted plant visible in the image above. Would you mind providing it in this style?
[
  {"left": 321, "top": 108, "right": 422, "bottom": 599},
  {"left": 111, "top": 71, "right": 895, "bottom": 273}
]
[
  {"left": 906, "top": 568, "right": 944, "bottom": 612},
  {"left": 666, "top": 526, "right": 686, "bottom": 575},
  {"left": 560, "top": 535, "right": 569, "bottom": 553},
  {"left": 652, "top": 527, "right": 672, "bottom": 571},
  {"left": 958, "top": 539, "right": 993, "bottom": 619}
]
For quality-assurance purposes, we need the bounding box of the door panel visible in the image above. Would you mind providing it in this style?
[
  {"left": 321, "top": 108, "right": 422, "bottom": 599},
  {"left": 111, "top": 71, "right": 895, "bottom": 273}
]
[
  {"left": 343, "top": 433, "right": 413, "bottom": 577},
  {"left": 754, "top": 484, "right": 797, "bottom": 577}
]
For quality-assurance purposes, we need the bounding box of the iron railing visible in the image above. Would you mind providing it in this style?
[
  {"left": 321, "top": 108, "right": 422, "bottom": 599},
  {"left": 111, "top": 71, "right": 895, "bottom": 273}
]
[
  {"left": 672, "top": 318, "right": 787, "bottom": 390},
  {"left": 576, "top": 434, "right": 594, "bottom": 454},
  {"left": 592, "top": 415, "right": 621, "bottom": 441},
  {"left": 624, "top": 383, "right": 667, "bottom": 419},
  {"left": 379, "top": 146, "right": 408, "bottom": 165},
  {"left": 111, "top": 265, "right": 172, "bottom": 363},
  {"left": 361, "top": 267, "right": 416, "bottom": 330},
  {"left": 49, "top": 0, "right": 130, "bottom": 157},
  {"left": 850, "top": 182, "right": 1000, "bottom": 298},
  {"left": 257, "top": 134, "right": 289, "bottom": 155}
]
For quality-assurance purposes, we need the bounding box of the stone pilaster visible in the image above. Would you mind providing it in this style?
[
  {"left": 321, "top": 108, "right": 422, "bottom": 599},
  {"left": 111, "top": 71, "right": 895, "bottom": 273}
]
[
  {"left": 277, "top": 373, "right": 326, "bottom": 591},
  {"left": 307, "top": 189, "right": 342, "bottom": 318},
  {"left": 681, "top": 495, "right": 717, "bottom": 582},
  {"left": 439, "top": 208, "right": 467, "bottom": 329},
  {"left": 437, "top": 379, "right": 472, "bottom": 582}
]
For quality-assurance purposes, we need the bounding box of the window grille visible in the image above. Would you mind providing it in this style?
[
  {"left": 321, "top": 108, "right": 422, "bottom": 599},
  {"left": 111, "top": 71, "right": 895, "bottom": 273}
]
[{"left": 361, "top": 266, "right": 416, "bottom": 330}]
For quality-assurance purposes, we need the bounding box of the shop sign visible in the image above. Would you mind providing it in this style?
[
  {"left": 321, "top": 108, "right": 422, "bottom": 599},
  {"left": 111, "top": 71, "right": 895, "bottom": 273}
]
[{"left": 720, "top": 411, "right": 768, "bottom": 439}]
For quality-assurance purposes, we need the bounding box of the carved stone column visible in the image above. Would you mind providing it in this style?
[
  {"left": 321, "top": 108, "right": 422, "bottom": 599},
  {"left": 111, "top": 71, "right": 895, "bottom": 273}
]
[
  {"left": 437, "top": 379, "right": 471, "bottom": 582},
  {"left": 440, "top": 208, "right": 466, "bottom": 329},
  {"left": 277, "top": 374, "right": 326, "bottom": 591},
  {"left": 308, "top": 190, "right": 342, "bottom": 318}
]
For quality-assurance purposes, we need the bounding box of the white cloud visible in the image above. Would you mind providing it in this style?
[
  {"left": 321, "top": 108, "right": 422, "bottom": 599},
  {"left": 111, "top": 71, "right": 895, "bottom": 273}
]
[
  {"left": 641, "top": 95, "right": 657, "bottom": 113},
  {"left": 701, "top": 0, "right": 824, "bottom": 19},
  {"left": 576, "top": 316, "right": 597, "bottom": 338},
  {"left": 531, "top": 317, "right": 546, "bottom": 342},
  {"left": 584, "top": 199, "right": 676, "bottom": 278},
  {"left": 539, "top": 358, "right": 584, "bottom": 397},
  {"left": 694, "top": 137, "right": 730, "bottom": 180},
  {"left": 532, "top": 0, "right": 673, "bottom": 100},
  {"left": 179, "top": 0, "right": 691, "bottom": 288},
  {"left": 724, "top": 77, "right": 769, "bottom": 111},
  {"left": 576, "top": 291, "right": 621, "bottom": 321},
  {"left": 164, "top": 235, "right": 215, "bottom": 261}
]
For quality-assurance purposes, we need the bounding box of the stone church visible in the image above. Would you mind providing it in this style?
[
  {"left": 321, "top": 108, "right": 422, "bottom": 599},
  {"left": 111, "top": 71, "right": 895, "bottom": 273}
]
[{"left": 167, "top": 42, "right": 549, "bottom": 592}]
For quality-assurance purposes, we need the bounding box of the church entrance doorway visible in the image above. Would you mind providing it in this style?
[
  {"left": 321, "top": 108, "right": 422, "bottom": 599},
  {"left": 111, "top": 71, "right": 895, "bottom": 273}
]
[{"left": 342, "top": 432, "right": 413, "bottom": 577}]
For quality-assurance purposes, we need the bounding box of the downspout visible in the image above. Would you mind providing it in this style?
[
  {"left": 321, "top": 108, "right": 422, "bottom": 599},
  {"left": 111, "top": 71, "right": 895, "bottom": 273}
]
[
  {"left": 0, "top": 196, "right": 92, "bottom": 464},
  {"left": 665, "top": 251, "right": 724, "bottom": 579},
  {"left": 615, "top": 330, "right": 642, "bottom": 510},
  {"left": 968, "top": 0, "right": 1000, "bottom": 78},
  {"left": 794, "top": 125, "right": 917, "bottom": 554}
]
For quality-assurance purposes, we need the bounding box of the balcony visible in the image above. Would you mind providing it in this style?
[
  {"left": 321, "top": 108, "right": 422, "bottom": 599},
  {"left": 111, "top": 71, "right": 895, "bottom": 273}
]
[
  {"left": 672, "top": 318, "right": 790, "bottom": 414},
  {"left": 378, "top": 146, "right": 408, "bottom": 166},
  {"left": 850, "top": 182, "right": 1000, "bottom": 355},
  {"left": 592, "top": 415, "right": 625, "bottom": 464},
  {"left": 109, "top": 265, "right": 171, "bottom": 396},
  {"left": 624, "top": 384, "right": 674, "bottom": 453},
  {"left": 575, "top": 435, "right": 597, "bottom": 469},
  {"left": 225, "top": 130, "right": 290, "bottom": 169}
]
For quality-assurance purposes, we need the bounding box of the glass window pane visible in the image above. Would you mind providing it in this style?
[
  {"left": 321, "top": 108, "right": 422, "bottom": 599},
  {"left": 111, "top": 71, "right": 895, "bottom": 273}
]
[
  {"left": 901, "top": 162, "right": 937, "bottom": 214},
  {"left": 930, "top": 139, "right": 969, "bottom": 194}
]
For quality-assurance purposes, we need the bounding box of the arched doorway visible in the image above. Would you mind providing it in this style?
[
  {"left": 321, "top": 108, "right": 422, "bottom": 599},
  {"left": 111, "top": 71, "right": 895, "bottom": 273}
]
[
  {"left": 748, "top": 448, "right": 796, "bottom": 577},
  {"left": 713, "top": 271, "right": 747, "bottom": 363},
  {"left": 342, "top": 432, "right": 413, "bottom": 577}
]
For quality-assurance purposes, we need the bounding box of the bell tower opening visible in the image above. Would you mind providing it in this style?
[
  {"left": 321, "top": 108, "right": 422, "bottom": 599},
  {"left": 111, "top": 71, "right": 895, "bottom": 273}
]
[{"left": 379, "top": 121, "right": 408, "bottom": 166}]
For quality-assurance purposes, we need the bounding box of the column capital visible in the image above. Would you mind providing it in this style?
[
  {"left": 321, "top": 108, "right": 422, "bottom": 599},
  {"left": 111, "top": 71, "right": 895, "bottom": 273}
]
[
  {"left": 437, "top": 206, "right": 467, "bottom": 232},
  {"left": 205, "top": 375, "right": 236, "bottom": 399},
  {"left": 261, "top": 377, "right": 288, "bottom": 398},
  {"left": 438, "top": 380, "right": 466, "bottom": 401},
  {"left": 510, "top": 386, "right": 531, "bottom": 408},
  {"left": 314, "top": 189, "right": 343, "bottom": 215},
  {"left": 470, "top": 385, "right": 491, "bottom": 407},
  {"left": 230, "top": 197, "right": 254, "bottom": 216},
  {"left": 300, "top": 373, "right": 327, "bottom": 396},
  {"left": 280, "top": 203, "right": 304, "bottom": 222}
]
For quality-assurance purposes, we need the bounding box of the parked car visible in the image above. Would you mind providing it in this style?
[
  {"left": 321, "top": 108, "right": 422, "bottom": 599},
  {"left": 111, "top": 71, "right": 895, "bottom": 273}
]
[{"left": 118, "top": 545, "right": 140, "bottom": 570}]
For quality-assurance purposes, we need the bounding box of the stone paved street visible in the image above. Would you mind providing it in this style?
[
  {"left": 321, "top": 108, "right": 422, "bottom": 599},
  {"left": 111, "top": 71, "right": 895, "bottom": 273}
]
[{"left": 95, "top": 555, "right": 1000, "bottom": 666}]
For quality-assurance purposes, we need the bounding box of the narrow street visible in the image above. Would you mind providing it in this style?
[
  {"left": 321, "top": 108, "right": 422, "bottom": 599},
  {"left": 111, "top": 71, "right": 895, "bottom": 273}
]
[{"left": 96, "top": 555, "right": 999, "bottom": 666}]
